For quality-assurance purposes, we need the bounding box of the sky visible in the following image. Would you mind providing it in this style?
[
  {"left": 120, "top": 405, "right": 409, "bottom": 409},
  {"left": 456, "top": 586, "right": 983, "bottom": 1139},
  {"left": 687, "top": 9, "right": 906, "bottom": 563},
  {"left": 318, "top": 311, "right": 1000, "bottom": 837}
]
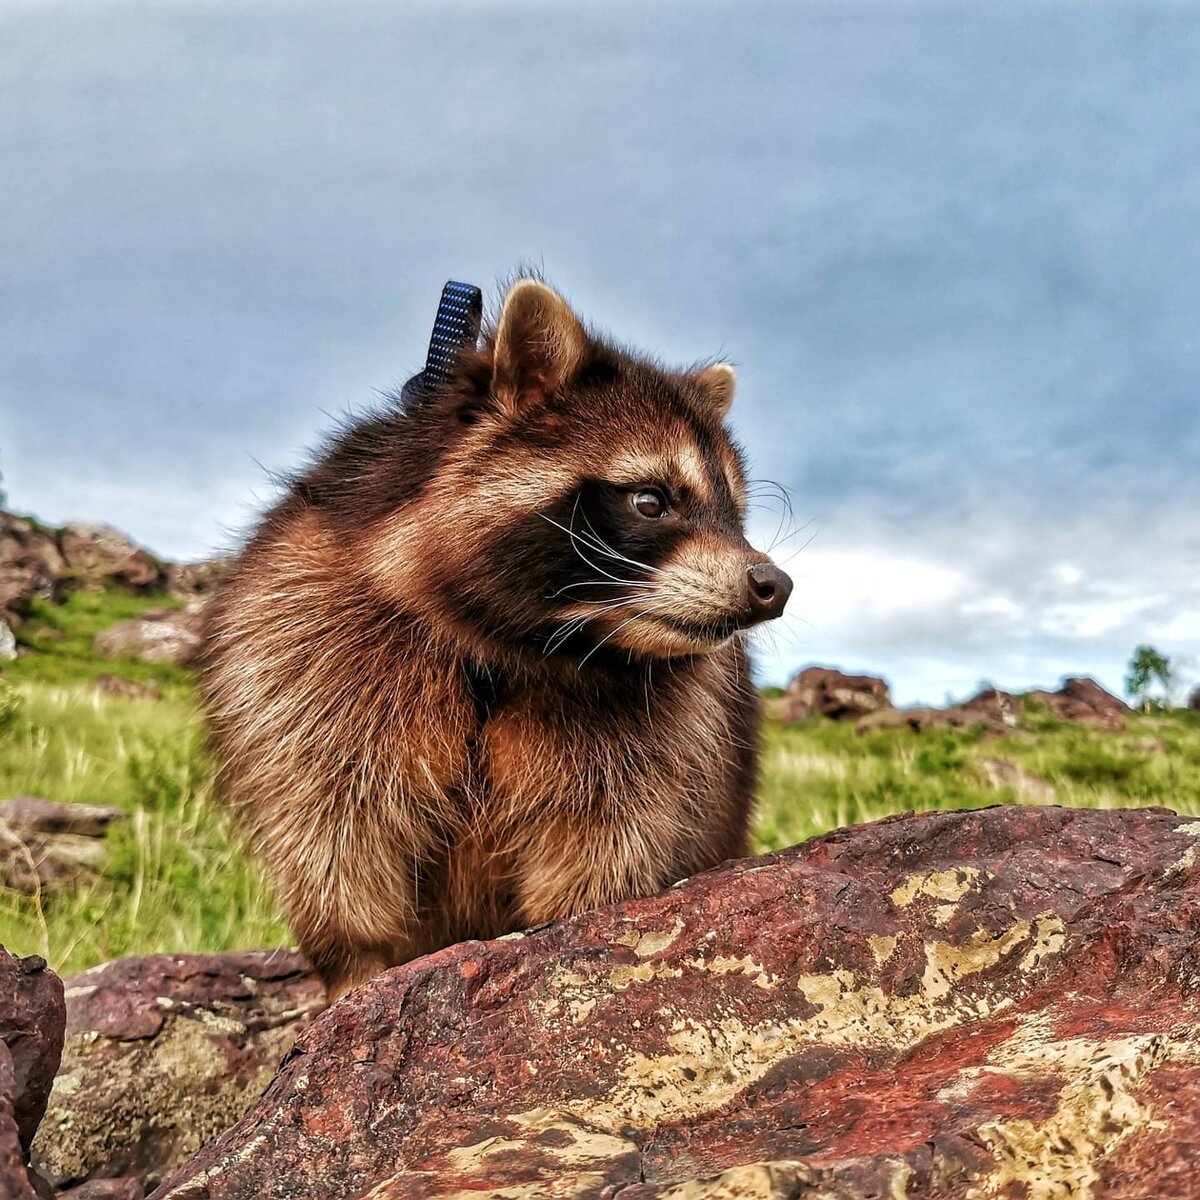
[{"left": 2, "top": 0, "right": 1198, "bottom": 703}]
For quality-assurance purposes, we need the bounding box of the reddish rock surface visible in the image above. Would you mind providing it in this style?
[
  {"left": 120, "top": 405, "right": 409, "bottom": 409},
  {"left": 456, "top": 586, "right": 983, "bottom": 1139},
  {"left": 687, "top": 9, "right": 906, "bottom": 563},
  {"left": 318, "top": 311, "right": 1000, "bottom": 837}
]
[
  {"left": 772, "top": 666, "right": 891, "bottom": 723},
  {"left": 0, "top": 949, "right": 64, "bottom": 1200},
  {"left": 154, "top": 806, "right": 1200, "bottom": 1199},
  {"left": 33, "top": 952, "right": 323, "bottom": 1196}
]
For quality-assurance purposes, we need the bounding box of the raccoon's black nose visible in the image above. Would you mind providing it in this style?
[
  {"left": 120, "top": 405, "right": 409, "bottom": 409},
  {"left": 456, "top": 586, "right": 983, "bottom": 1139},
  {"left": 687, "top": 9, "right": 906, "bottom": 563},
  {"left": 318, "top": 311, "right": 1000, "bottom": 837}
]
[{"left": 745, "top": 563, "right": 793, "bottom": 621}]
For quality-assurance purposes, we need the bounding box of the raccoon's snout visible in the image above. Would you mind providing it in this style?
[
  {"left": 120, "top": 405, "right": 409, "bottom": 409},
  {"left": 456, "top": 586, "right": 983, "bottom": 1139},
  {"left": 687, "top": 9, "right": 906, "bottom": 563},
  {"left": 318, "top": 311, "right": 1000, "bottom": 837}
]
[{"left": 745, "top": 563, "right": 792, "bottom": 622}]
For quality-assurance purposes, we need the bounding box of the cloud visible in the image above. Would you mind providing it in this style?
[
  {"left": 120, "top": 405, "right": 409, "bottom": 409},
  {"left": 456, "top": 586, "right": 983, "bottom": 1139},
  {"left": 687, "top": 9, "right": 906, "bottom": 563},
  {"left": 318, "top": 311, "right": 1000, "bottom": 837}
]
[{"left": 750, "top": 499, "right": 1200, "bottom": 704}]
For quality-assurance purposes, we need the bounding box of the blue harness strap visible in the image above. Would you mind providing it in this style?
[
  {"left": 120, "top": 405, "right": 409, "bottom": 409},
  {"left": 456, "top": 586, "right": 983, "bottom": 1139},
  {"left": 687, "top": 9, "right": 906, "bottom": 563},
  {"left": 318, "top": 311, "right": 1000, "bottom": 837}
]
[{"left": 401, "top": 281, "right": 483, "bottom": 404}]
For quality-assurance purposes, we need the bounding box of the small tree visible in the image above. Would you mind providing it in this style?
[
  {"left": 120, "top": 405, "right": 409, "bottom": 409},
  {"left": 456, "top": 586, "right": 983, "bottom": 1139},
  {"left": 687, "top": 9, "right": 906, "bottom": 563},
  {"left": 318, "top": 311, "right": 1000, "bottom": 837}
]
[{"left": 1124, "top": 645, "right": 1173, "bottom": 712}]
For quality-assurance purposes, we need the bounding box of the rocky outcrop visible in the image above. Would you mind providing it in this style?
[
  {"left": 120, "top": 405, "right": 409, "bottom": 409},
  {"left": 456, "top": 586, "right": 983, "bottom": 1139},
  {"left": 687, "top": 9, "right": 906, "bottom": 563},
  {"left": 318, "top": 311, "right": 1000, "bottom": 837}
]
[
  {"left": 0, "top": 510, "right": 223, "bottom": 646},
  {"left": 155, "top": 806, "right": 1200, "bottom": 1199},
  {"left": 1026, "top": 676, "right": 1129, "bottom": 732},
  {"left": 0, "top": 949, "right": 65, "bottom": 1200},
  {"left": 854, "top": 678, "right": 1130, "bottom": 737},
  {"left": 771, "top": 666, "right": 891, "bottom": 723},
  {"left": 92, "top": 608, "right": 205, "bottom": 667},
  {"left": 164, "top": 561, "right": 226, "bottom": 601},
  {"left": 0, "top": 516, "right": 66, "bottom": 623},
  {"left": 856, "top": 704, "right": 1007, "bottom": 736},
  {"left": 57, "top": 525, "right": 163, "bottom": 595},
  {"left": 0, "top": 799, "right": 125, "bottom": 896},
  {"left": 33, "top": 952, "right": 323, "bottom": 1196},
  {"left": 959, "top": 686, "right": 1022, "bottom": 726}
]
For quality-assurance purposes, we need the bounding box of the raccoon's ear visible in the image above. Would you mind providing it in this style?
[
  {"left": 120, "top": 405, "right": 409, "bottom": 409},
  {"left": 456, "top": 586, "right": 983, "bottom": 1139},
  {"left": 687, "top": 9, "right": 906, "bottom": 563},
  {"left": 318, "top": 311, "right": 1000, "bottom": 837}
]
[
  {"left": 694, "top": 363, "right": 737, "bottom": 420},
  {"left": 492, "top": 280, "right": 588, "bottom": 409}
]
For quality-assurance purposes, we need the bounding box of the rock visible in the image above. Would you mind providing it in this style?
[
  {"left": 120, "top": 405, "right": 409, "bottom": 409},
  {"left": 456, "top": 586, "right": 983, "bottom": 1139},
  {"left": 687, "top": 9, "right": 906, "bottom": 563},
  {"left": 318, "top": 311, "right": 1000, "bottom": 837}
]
[
  {"left": 0, "top": 621, "right": 15, "bottom": 662},
  {"left": 0, "top": 516, "right": 65, "bottom": 622},
  {"left": 33, "top": 952, "right": 323, "bottom": 1196},
  {"left": 1126, "top": 736, "right": 1166, "bottom": 755},
  {"left": 976, "top": 757, "right": 1055, "bottom": 800},
  {"left": 57, "top": 525, "right": 162, "bottom": 594},
  {"left": 60, "top": 1182, "right": 143, "bottom": 1200},
  {"left": 855, "top": 704, "right": 1006, "bottom": 736},
  {"left": 0, "top": 950, "right": 64, "bottom": 1155},
  {"left": 90, "top": 676, "right": 162, "bottom": 702},
  {"left": 1190, "top": 685, "right": 1200, "bottom": 712},
  {"left": 0, "top": 801, "right": 124, "bottom": 896},
  {"left": 0, "top": 799, "right": 124, "bottom": 840},
  {"left": 92, "top": 610, "right": 204, "bottom": 667},
  {"left": 960, "top": 686, "right": 1021, "bottom": 727},
  {"left": 164, "top": 561, "right": 226, "bottom": 601},
  {"left": 774, "top": 666, "right": 891, "bottom": 723},
  {"left": 0, "top": 948, "right": 65, "bottom": 1200},
  {"left": 0, "top": 826, "right": 106, "bottom": 895},
  {"left": 154, "top": 806, "right": 1200, "bottom": 1199},
  {"left": 1027, "top": 676, "right": 1129, "bottom": 732}
]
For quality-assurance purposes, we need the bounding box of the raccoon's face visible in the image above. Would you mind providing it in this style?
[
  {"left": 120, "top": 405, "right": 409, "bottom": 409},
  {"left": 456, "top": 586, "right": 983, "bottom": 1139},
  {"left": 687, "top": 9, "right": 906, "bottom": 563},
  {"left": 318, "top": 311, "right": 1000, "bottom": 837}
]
[{"left": 378, "top": 280, "right": 792, "bottom": 665}]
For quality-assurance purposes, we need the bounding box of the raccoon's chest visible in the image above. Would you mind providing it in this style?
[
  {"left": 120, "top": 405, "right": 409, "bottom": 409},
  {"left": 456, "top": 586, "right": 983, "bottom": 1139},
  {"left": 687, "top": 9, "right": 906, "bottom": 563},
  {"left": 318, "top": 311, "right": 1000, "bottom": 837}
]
[{"left": 472, "top": 669, "right": 721, "bottom": 816}]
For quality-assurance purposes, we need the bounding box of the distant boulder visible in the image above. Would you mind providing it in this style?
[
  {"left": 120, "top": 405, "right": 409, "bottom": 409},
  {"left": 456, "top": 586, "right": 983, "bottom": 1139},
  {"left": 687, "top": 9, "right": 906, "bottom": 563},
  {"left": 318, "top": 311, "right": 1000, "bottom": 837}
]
[
  {"left": 93, "top": 608, "right": 205, "bottom": 667},
  {"left": 772, "top": 665, "right": 891, "bottom": 723},
  {"left": 58, "top": 524, "right": 163, "bottom": 593},
  {"left": 0, "top": 798, "right": 125, "bottom": 895},
  {"left": 0, "top": 515, "right": 66, "bottom": 622},
  {"left": 1026, "top": 676, "right": 1129, "bottom": 732},
  {"left": 0, "top": 512, "right": 225, "bottom": 642},
  {"left": 91, "top": 675, "right": 162, "bottom": 702},
  {"left": 960, "top": 686, "right": 1021, "bottom": 727},
  {"left": 856, "top": 704, "right": 1006, "bottom": 736},
  {"left": 165, "top": 560, "right": 227, "bottom": 600},
  {"left": 854, "top": 678, "right": 1131, "bottom": 738},
  {"left": 1190, "top": 685, "right": 1200, "bottom": 712}
]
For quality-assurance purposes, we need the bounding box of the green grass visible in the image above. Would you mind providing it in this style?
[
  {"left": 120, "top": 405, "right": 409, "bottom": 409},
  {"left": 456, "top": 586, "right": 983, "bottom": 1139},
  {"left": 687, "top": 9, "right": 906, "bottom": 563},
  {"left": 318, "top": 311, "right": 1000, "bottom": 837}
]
[
  {"left": 753, "top": 710, "right": 1200, "bottom": 852},
  {"left": 0, "top": 682, "right": 285, "bottom": 972},
  {"left": 3, "top": 589, "right": 1199, "bottom": 975},
  {"left": 8, "top": 590, "right": 190, "bottom": 688}
]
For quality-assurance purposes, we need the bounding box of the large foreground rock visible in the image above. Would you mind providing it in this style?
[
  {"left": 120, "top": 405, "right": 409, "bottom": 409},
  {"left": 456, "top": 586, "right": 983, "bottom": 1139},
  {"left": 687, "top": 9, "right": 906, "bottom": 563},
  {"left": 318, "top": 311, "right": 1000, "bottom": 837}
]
[
  {"left": 33, "top": 952, "right": 323, "bottom": 1195},
  {"left": 155, "top": 806, "right": 1200, "bottom": 1198},
  {"left": 0, "top": 949, "right": 65, "bottom": 1199}
]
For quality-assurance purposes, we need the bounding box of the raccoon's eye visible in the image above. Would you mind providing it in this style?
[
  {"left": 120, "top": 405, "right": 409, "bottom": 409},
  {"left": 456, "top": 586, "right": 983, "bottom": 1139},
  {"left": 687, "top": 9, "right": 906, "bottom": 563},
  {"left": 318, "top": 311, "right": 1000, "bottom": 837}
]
[{"left": 632, "top": 488, "right": 668, "bottom": 519}]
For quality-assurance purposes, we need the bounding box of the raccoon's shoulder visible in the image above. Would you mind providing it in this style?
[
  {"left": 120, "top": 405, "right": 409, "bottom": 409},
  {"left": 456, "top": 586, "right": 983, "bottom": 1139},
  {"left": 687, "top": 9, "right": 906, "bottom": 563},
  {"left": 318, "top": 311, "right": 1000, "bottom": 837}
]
[{"left": 290, "top": 398, "right": 454, "bottom": 532}]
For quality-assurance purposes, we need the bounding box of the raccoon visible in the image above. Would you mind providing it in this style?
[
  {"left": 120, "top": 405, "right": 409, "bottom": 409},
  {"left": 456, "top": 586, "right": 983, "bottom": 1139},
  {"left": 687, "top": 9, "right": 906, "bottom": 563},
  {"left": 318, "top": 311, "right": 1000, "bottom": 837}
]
[{"left": 202, "top": 279, "right": 793, "bottom": 1000}]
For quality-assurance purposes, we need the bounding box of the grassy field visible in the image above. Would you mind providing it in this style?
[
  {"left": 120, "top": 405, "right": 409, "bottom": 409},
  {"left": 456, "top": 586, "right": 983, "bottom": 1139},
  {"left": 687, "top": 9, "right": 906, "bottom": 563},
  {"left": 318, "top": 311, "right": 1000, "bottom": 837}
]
[{"left": 2, "top": 589, "right": 1198, "bottom": 976}]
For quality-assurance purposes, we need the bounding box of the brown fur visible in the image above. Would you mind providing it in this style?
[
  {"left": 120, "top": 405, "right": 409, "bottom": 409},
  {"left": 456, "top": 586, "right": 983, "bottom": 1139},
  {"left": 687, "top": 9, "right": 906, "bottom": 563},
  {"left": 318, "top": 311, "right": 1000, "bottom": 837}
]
[{"left": 202, "top": 279, "right": 790, "bottom": 1000}]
